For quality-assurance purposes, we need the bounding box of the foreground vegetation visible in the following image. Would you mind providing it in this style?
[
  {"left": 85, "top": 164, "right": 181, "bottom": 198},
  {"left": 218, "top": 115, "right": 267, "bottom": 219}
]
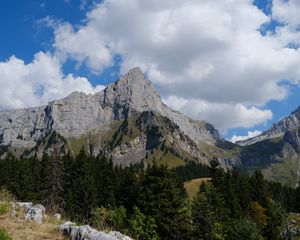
[{"left": 0, "top": 151, "right": 300, "bottom": 239}]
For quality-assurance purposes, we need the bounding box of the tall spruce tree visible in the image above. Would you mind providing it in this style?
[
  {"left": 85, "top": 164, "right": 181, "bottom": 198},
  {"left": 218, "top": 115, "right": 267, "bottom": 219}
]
[{"left": 138, "top": 163, "right": 190, "bottom": 239}]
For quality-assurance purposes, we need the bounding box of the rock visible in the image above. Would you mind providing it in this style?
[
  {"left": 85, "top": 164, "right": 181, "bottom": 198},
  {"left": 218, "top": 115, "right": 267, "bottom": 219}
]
[
  {"left": 53, "top": 213, "right": 61, "bottom": 220},
  {"left": 0, "top": 67, "right": 221, "bottom": 157},
  {"left": 237, "top": 106, "right": 300, "bottom": 146},
  {"left": 59, "top": 222, "right": 133, "bottom": 240},
  {"left": 16, "top": 202, "right": 33, "bottom": 210},
  {"left": 25, "top": 204, "right": 45, "bottom": 224}
]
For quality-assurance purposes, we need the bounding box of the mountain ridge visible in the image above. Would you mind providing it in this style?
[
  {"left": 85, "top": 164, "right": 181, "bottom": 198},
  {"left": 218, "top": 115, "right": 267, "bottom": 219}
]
[
  {"left": 237, "top": 106, "right": 300, "bottom": 146},
  {"left": 0, "top": 67, "right": 228, "bottom": 167}
]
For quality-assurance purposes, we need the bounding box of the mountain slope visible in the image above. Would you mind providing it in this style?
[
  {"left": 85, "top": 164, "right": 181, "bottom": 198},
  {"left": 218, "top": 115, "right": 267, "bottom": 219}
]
[
  {"left": 237, "top": 107, "right": 300, "bottom": 187},
  {"left": 238, "top": 107, "right": 300, "bottom": 146},
  {"left": 0, "top": 67, "right": 234, "bottom": 167}
]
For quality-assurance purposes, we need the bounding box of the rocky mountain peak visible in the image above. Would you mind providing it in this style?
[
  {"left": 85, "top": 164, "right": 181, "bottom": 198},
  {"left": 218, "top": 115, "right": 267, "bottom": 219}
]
[
  {"left": 291, "top": 106, "right": 300, "bottom": 118},
  {"left": 98, "top": 67, "right": 165, "bottom": 118},
  {"left": 237, "top": 105, "right": 300, "bottom": 146},
  {"left": 0, "top": 67, "right": 222, "bottom": 154}
]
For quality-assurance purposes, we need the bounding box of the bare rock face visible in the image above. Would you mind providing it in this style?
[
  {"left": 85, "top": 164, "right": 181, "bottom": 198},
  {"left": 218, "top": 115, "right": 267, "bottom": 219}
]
[
  {"left": 238, "top": 106, "right": 300, "bottom": 146},
  {"left": 0, "top": 67, "right": 221, "bottom": 155},
  {"left": 15, "top": 202, "right": 46, "bottom": 224},
  {"left": 59, "top": 222, "right": 133, "bottom": 240}
]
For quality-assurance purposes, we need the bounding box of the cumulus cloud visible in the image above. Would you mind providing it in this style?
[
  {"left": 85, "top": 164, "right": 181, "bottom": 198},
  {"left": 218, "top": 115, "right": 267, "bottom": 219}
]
[
  {"left": 230, "top": 130, "right": 262, "bottom": 143},
  {"left": 47, "top": 0, "right": 300, "bottom": 131},
  {"left": 0, "top": 52, "right": 104, "bottom": 110},
  {"left": 163, "top": 96, "right": 272, "bottom": 131}
]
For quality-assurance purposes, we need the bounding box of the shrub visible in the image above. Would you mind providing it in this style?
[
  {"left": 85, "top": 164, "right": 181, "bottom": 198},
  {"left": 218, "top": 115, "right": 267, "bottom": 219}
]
[
  {"left": 128, "top": 206, "right": 159, "bottom": 240},
  {"left": 0, "top": 188, "right": 14, "bottom": 202},
  {"left": 0, "top": 203, "right": 10, "bottom": 215},
  {"left": 91, "top": 206, "right": 127, "bottom": 231},
  {"left": 0, "top": 228, "right": 12, "bottom": 240},
  {"left": 228, "top": 218, "right": 264, "bottom": 240}
]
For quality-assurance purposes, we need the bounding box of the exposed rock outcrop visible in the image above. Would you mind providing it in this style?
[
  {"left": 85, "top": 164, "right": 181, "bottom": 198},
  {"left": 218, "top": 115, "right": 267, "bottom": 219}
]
[
  {"left": 59, "top": 222, "right": 133, "bottom": 240},
  {"left": 0, "top": 67, "right": 222, "bottom": 163},
  {"left": 15, "top": 202, "right": 46, "bottom": 224},
  {"left": 237, "top": 106, "right": 300, "bottom": 146}
]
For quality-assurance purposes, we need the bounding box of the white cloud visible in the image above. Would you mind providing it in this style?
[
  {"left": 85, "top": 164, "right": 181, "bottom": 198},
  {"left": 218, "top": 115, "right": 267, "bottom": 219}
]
[
  {"left": 230, "top": 130, "right": 262, "bottom": 143},
  {"left": 163, "top": 96, "right": 272, "bottom": 131},
  {"left": 0, "top": 52, "right": 104, "bottom": 110},
  {"left": 48, "top": 0, "right": 300, "bottom": 131}
]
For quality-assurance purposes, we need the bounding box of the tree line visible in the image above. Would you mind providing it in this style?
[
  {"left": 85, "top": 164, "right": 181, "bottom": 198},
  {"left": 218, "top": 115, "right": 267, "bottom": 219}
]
[{"left": 0, "top": 151, "right": 299, "bottom": 239}]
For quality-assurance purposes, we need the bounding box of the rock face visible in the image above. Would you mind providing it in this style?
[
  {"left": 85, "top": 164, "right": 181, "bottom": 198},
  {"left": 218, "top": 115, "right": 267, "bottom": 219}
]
[
  {"left": 59, "top": 222, "right": 133, "bottom": 240},
  {"left": 0, "top": 67, "right": 222, "bottom": 162},
  {"left": 237, "top": 106, "right": 300, "bottom": 146},
  {"left": 235, "top": 106, "right": 300, "bottom": 187},
  {"left": 15, "top": 202, "right": 46, "bottom": 224}
]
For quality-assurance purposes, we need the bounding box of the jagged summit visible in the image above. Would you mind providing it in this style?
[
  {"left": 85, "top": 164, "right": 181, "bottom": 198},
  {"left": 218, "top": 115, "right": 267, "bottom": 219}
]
[
  {"left": 0, "top": 67, "right": 222, "bottom": 159},
  {"left": 237, "top": 105, "right": 300, "bottom": 146},
  {"left": 292, "top": 106, "right": 300, "bottom": 117},
  {"left": 97, "top": 67, "right": 165, "bottom": 117}
]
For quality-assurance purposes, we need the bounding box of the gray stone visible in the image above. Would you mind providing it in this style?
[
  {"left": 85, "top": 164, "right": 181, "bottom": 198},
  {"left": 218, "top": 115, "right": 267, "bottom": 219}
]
[
  {"left": 59, "top": 222, "right": 132, "bottom": 240},
  {"left": 0, "top": 67, "right": 221, "bottom": 155},
  {"left": 24, "top": 204, "right": 46, "bottom": 224},
  {"left": 53, "top": 213, "right": 62, "bottom": 220},
  {"left": 237, "top": 106, "right": 300, "bottom": 146},
  {"left": 16, "top": 202, "right": 33, "bottom": 211}
]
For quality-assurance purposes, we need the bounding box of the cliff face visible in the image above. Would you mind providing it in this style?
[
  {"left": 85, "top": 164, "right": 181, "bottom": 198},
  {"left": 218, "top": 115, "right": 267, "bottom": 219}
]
[
  {"left": 236, "top": 107, "right": 300, "bottom": 187},
  {"left": 0, "top": 67, "right": 228, "bottom": 166},
  {"left": 238, "top": 107, "right": 300, "bottom": 146}
]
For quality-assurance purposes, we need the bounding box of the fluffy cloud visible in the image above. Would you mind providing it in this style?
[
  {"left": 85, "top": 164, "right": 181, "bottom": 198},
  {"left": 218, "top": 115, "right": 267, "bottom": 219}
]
[
  {"left": 163, "top": 96, "right": 272, "bottom": 131},
  {"left": 48, "top": 0, "right": 300, "bottom": 131},
  {"left": 230, "top": 130, "right": 262, "bottom": 143},
  {"left": 0, "top": 52, "right": 104, "bottom": 110}
]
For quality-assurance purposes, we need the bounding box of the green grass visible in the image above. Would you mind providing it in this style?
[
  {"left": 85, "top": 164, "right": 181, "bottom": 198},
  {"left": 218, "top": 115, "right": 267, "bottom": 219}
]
[
  {"left": 159, "top": 152, "right": 186, "bottom": 168},
  {"left": 0, "top": 203, "right": 10, "bottom": 215},
  {"left": 262, "top": 154, "right": 300, "bottom": 187},
  {"left": 198, "top": 141, "right": 241, "bottom": 160},
  {"left": 184, "top": 178, "right": 211, "bottom": 199},
  {"left": 0, "top": 228, "right": 12, "bottom": 240}
]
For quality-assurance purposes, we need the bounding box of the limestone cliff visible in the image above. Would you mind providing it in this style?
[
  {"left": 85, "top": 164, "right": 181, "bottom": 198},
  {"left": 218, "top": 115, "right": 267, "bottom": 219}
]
[{"left": 0, "top": 67, "right": 225, "bottom": 166}]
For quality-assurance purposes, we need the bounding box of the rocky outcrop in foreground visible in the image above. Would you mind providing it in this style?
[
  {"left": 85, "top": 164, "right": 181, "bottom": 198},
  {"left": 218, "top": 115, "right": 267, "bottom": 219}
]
[
  {"left": 59, "top": 221, "right": 132, "bottom": 240},
  {"left": 13, "top": 202, "right": 46, "bottom": 224}
]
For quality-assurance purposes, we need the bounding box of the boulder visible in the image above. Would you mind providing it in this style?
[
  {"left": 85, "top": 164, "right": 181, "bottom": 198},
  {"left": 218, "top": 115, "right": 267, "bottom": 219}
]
[
  {"left": 59, "top": 222, "right": 132, "bottom": 240},
  {"left": 53, "top": 213, "right": 62, "bottom": 220},
  {"left": 16, "top": 202, "right": 33, "bottom": 210},
  {"left": 25, "top": 204, "right": 45, "bottom": 224}
]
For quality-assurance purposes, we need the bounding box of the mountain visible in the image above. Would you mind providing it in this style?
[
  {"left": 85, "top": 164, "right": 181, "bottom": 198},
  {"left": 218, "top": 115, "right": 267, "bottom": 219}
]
[
  {"left": 237, "top": 107, "right": 300, "bottom": 187},
  {"left": 0, "top": 67, "right": 236, "bottom": 167},
  {"left": 237, "top": 107, "right": 300, "bottom": 146}
]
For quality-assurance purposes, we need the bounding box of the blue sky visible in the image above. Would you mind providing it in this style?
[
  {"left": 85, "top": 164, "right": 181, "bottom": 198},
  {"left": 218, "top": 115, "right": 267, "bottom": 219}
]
[{"left": 0, "top": 0, "right": 300, "bottom": 141}]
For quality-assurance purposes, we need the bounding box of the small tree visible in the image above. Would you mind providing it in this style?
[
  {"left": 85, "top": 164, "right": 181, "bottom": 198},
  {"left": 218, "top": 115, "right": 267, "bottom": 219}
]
[
  {"left": 229, "top": 218, "right": 264, "bottom": 240},
  {"left": 128, "top": 206, "right": 159, "bottom": 240},
  {"left": 91, "top": 206, "right": 126, "bottom": 231}
]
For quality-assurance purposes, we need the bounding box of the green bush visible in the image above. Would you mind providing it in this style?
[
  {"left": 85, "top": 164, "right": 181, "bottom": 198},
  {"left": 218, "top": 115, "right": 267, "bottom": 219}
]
[
  {"left": 0, "top": 188, "right": 14, "bottom": 202},
  {"left": 91, "top": 206, "right": 127, "bottom": 231},
  {"left": 0, "top": 203, "right": 10, "bottom": 215},
  {"left": 229, "top": 218, "right": 264, "bottom": 240},
  {"left": 128, "top": 206, "right": 159, "bottom": 240},
  {"left": 0, "top": 228, "right": 12, "bottom": 240}
]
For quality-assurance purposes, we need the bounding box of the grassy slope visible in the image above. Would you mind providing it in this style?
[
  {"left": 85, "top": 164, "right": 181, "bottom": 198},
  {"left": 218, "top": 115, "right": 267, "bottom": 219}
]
[
  {"left": 262, "top": 154, "right": 300, "bottom": 187},
  {"left": 0, "top": 211, "right": 66, "bottom": 240},
  {"left": 184, "top": 178, "right": 211, "bottom": 199}
]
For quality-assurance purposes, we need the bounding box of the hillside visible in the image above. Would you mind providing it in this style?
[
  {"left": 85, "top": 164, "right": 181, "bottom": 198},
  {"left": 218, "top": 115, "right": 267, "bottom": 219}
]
[
  {"left": 0, "top": 213, "right": 65, "bottom": 240},
  {"left": 0, "top": 67, "right": 238, "bottom": 169},
  {"left": 235, "top": 107, "right": 300, "bottom": 187},
  {"left": 1, "top": 67, "right": 300, "bottom": 187}
]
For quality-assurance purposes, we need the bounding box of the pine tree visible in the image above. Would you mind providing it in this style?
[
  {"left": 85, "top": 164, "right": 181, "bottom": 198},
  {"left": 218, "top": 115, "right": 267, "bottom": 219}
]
[{"left": 138, "top": 163, "right": 190, "bottom": 239}]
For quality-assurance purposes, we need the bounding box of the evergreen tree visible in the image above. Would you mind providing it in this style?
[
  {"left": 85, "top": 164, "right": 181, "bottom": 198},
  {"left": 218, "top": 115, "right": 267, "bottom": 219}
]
[
  {"left": 138, "top": 164, "right": 190, "bottom": 239},
  {"left": 192, "top": 185, "right": 228, "bottom": 239}
]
